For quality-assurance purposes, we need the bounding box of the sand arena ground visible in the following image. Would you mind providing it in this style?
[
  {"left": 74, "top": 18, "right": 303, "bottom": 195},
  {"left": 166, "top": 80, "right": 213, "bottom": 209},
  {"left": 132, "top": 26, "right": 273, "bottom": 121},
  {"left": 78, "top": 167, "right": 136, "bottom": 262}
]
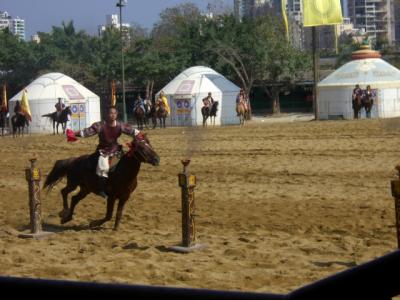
[{"left": 0, "top": 117, "right": 399, "bottom": 294}]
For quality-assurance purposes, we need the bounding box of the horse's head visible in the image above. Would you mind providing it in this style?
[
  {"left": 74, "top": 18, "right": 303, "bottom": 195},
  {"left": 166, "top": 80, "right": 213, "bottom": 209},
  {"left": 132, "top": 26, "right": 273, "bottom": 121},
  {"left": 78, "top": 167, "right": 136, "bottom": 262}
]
[
  {"left": 65, "top": 106, "right": 72, "bottom": 115},
  {"left": 127, "top": 132, "right": 160, "bottom": 166}
]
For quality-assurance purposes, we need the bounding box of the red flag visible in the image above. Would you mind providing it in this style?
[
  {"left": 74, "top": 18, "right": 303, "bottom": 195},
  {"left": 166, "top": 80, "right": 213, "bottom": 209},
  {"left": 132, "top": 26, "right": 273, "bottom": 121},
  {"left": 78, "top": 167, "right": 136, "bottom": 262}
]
[{"left": 66, "top": 129, "right": 77, "bottom": 142}]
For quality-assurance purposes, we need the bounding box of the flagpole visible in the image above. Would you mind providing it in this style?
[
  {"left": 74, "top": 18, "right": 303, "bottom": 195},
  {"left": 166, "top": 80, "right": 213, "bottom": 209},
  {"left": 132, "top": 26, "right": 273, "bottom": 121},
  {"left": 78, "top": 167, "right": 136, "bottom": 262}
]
[{"left": 312, "top": 26, "right": 319, "bottom": 120}]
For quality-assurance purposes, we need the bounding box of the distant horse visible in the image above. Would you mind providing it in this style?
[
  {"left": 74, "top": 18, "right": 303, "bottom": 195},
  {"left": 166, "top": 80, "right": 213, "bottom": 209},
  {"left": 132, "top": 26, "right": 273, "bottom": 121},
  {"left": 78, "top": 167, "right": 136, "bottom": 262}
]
[
  {"left": 352, "top": 93, "right": 363, "bottom": 119},
  {"left": 156, "top": 101, "right": 168, "bottom": 129},
  {"left": 0, "top": 110, "right": 6, "bottom": 136},
  {"left": 133, "top": 106, "right": 146, "bottom": 130},
  {"left": 201, "top": 106, "right": 210, "bottom": 127},
  {"left": 362, "top": 93, "right": 374, "bottom": 119},
  {"left": 237, "top": 102, "right": 247, "bottom": 126},
  {"left": 147, "top": 103, "right": 157, "bottom": 129},
  {"left": 42, "top": 106, "right": 72, "bottom": 134},
  {"left": 11, "top": 113, "right": 29, "bottom": 137},
  {"left": 43, "top": 133, "right": 160, "bottom": 231},
  {"left": 209, "top": 101, "right": 219, "bottom": 126}
]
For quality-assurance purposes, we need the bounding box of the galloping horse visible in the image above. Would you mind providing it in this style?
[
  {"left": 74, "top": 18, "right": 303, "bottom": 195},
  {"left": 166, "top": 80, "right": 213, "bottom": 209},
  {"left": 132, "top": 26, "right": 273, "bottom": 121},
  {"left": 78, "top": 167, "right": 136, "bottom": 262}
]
[
  {"left": 133, "top": 106, "right": 146, "bottom": 130},
  {"left": 11, "top": 113, "right": 29, "bottom": 137},
  {"left": 237, "top": 102, "right": 247, "bottom": 126},
  {"left": 44, "top": 133, "right": 160, "bottom": 231},
  {"left": 201, "top": 105, "right": 210, "bottom": 127},
  {"left": 352, "top": 93, "right": 363, "bottom": 119},
  {"left": 42, "top": 106, "right": 72, "bottom": 134},
  {"left": 156, "top": 101, "right": 168, "bottom": 129},
  {"left": 209, "top": 101, "right": 219, "bottom": 126}
]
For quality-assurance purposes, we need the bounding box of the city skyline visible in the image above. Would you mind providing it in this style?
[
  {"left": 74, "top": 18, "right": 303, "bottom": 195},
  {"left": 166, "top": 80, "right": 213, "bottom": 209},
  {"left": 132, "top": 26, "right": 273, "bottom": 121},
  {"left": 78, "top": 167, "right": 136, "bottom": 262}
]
[{"left": 1, "top": 0, "right": 220, "bottom": 39}]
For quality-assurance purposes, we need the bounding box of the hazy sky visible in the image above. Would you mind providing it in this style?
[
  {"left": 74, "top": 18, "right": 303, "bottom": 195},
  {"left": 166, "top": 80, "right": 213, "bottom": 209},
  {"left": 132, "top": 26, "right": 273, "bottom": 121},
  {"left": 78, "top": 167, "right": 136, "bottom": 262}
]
[{"left": 1, "top": 0, "right": 222, "bottom": 39}]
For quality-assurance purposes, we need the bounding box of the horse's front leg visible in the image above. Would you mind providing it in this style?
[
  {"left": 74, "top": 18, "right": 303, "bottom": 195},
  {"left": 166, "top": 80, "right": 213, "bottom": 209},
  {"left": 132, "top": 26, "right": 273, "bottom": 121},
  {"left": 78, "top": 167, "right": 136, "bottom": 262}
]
[
  {"left": 90, "top": 196, "right": 116, "bottom": 228},
  {"left": 114, "top": 197, "right": 128, "bottom": 231}
]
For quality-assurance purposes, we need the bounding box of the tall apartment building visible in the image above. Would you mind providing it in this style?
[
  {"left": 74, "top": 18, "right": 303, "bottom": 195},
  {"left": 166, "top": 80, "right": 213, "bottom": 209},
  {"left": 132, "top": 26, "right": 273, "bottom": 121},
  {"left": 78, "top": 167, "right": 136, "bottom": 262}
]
[
  {"left": 234, "top": 0, "right": 273, "bottom": 18},
  {"left": 98, "top": 14, "right": 131, "bottom": 44},
  {"left": 0, "top": 10, "right": 25, "bottom": 40},
  {"left": 348, "top": 0, "right": 395, "bottom": 45}
]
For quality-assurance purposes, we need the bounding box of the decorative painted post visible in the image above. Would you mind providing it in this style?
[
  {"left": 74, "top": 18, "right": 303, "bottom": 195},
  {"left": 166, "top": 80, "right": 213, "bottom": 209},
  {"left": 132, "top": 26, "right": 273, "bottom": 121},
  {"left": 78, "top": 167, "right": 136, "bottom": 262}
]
[
  {"left": 170, "top": 159, "right": 205, "bottom": 253},
  {"left": 19, "top": 159, "right": 53, "bottom": 239},
  {"left": 390, "top": 165, "right": 400, "bottom": 249}
]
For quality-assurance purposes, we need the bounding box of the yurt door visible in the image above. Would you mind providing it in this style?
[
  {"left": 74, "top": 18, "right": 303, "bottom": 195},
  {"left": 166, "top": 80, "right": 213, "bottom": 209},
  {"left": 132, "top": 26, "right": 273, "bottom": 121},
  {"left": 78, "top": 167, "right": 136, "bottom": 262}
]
[
  {"left": 70, "top": 102, "right": 86, "bottom": 130},
  {"left": 172, "top": 98, "right": 192, "bottom": 126}
]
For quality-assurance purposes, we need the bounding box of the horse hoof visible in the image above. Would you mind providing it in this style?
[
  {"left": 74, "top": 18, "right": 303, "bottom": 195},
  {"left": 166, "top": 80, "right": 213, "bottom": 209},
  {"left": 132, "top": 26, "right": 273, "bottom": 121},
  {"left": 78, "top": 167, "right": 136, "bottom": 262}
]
[
  {"left": 60, "top": 215, "right": 72, "bottom": 224},
  {"left": 89, "top": 220, "right": 102, "bottom": 228}
]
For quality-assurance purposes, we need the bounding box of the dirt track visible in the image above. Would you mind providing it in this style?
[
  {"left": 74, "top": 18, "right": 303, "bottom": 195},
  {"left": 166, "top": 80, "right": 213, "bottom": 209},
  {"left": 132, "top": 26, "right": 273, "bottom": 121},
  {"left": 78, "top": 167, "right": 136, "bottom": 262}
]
[{"left": 0, "top": 118, "right": 399, "bottom": 294}]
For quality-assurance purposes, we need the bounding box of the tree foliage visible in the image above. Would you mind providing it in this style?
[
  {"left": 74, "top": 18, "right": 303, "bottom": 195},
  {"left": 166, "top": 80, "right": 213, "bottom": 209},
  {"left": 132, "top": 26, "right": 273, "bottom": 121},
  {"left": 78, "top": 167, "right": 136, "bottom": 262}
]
[{"left": 0, "top": 2, "right": 311, "bottom": 114}]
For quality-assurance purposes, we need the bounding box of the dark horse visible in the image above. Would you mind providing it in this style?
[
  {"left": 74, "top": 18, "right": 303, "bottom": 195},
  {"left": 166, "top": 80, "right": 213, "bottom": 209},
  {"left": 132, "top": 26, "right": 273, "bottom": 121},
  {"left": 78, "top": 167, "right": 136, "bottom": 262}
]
[
  {"left": 43, "top": 133, "right": 160, "bottom": 230},
  {"left": 147, "top": 103, "right": 157, "bottom": 129},
  {"left": 42, "top": 106, "right": 72, "bottom": 134},
  {"left": 133, "top": 106, "right": 146, "bottom": 130},
  {"left": 11, "top": 113, "right": 29, "bottom": 137},
  {"left": 156, "top": 102, "right": 168, "bottom": 129},
  {"left": 0, "top": 110, "right": 6, "bottom": 136},
  {"left": 201, "top": 106, "right": 210, "bottom": 127},
  {"left": 362, "top": 94, "right": 374, "bottom": 119},
  {"left": 352, "top": 93, "right": 363, "bottom": 119},
  {"left": 201, "top": 102, "right": 219, "bottom": 127},
  {"left": 209, "top": 101, "right": 219, "bottom": 126}
]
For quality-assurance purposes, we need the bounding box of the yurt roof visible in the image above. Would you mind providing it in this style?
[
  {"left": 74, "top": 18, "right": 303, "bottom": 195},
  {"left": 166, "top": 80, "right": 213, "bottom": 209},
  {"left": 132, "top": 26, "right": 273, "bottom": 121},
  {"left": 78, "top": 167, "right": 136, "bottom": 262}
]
[
  {"left": 158, "top": 66, "right": 239, "bottom": 96},
  {"left": 318, "top": 58, "right": 400, "bottom": 88},
  {"left": 10, "top": 72, "right": 99, "bottom": 101}
]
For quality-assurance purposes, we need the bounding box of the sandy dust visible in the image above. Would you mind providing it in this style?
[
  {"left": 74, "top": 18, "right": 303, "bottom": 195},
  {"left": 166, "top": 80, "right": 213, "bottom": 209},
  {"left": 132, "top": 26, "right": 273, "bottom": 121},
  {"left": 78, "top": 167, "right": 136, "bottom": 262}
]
[{"left": 0, "top": 117, "right": 399, "bottom": 294}]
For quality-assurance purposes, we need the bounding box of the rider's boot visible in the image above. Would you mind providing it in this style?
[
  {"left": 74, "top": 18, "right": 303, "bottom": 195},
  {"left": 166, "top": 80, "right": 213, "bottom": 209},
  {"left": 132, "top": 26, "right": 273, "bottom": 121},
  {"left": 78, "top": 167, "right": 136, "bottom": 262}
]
[{"left": 97, "top": 176, "right": 108, "bottom": 199}]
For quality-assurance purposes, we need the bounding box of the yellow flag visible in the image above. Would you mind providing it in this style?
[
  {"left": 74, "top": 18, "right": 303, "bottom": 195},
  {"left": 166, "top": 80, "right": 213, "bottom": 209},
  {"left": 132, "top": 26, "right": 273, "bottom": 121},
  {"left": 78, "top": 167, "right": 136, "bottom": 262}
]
[
  {"left": 302, "top": 0, "right": 343, "bottom": 27},
  {"left": 21, "top": 89, "right": 32, "bottom": 121},
  {"left": 2, "top": 82, "right": 7, "bottom": 112},
  {"left": 281, "top": 0, "right": 289, "bottom": 41},
  {"left": 111, "top": 80, "right": 116, "bottom": 106}
]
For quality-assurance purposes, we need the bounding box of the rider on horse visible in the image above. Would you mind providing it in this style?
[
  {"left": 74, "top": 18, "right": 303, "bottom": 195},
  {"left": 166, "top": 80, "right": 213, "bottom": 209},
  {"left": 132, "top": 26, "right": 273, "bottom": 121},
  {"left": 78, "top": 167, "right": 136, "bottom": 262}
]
[
  {"left": 134, "top": 94, "right": 146, "bottom": 114},
  {"left": 55, "top": 98, "right": 66, "bottom": 118},
  {"left": 156, "top": 91, "right": 170, "bottom": 115},
  {"left": 352, "top": 84, "right": 362, "bottom": 110},
  {"left": 236, "top": 89, "right": 248, "bottom": 116},
  {"left": 202, "top": 92, "right": 214, "bottom": 110},
  {"left": 70, "top": 106, "right": 141, "bottom": 198}
]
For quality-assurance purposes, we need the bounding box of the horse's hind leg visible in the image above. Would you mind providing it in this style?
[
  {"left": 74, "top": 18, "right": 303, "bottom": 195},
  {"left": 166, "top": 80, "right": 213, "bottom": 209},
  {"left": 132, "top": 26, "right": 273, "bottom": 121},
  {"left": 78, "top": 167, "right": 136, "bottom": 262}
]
[
  {"left": 89, "top": 196, "right": 116, "bottom": 228},
  {"left": 61, "top": 188, "right": 88, "bottom": 224},
  {"left": 114, "top": 197, "right": 128, "bottom": 231},
  {"left": 59, "top": 182, "right": 78, "bottom": 219}
]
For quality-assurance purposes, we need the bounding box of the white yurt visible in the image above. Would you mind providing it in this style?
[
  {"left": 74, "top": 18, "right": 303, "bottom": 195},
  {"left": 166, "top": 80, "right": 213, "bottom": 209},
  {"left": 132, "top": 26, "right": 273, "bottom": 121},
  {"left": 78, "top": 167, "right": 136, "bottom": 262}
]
[
  {"left": 317, "top": 45, "right": 400, "bottom": 120},
  {"left": 156, "top": 66, "right": 240, "bottom": 126},
  {"left": 10, "top": 72, "right": 101, "bottom": 133}
]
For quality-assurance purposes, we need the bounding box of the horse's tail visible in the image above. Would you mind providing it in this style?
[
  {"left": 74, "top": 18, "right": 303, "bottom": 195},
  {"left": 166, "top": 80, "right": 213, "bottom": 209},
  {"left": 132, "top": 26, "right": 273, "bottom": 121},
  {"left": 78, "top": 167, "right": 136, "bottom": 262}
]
[{"left": 43, "top": 158, "right": 74, "bottom": 191}]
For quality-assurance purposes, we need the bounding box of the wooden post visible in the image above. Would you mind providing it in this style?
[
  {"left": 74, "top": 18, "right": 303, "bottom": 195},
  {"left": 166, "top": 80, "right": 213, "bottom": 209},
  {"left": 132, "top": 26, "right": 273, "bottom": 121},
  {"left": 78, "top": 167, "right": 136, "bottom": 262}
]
[
  {"left": 169, "top": 159, "right": 205, "bottom": 253},
  {"left": 390, "top": 165, "right": 400, "bottom": 249},
  {"left": 19, "top": 159, "right": 53, "bottom": 239}
]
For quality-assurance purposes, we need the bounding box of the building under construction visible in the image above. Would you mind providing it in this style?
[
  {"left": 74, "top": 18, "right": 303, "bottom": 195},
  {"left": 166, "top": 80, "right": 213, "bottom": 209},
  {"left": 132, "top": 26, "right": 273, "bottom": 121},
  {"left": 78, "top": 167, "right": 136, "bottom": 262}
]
[{"left": 348, "top": 0, "right": 395, "bottom": 45}]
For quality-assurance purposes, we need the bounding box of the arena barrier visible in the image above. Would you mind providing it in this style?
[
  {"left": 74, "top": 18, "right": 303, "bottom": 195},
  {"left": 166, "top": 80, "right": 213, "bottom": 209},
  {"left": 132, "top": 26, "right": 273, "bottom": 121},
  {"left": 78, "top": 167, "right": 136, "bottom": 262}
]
[{"left": 0, "top": 250, "right": 399, "bottom": 299}]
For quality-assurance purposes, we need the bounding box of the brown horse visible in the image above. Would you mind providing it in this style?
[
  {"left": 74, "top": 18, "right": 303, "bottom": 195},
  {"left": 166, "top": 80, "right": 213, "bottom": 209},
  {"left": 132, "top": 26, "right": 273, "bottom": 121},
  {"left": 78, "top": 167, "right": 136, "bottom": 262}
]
[
  {"left": 11, "top": 113, "right": 29, "bottom": 137},
  {"left": 353, "top": 93, "right": 363, "bottom": 119},
  {"left": 156, "top": 101, "right": 168, "bottom": 129},
  {"left": 133, "top": 106, "right": 146, "bottom": 130},
  {"left": 201, "top": 106, "right": 210, "bottom": 127},
  {"left": 362, "top": 94, "right": 374, "bottom": 119},
  {"left": 43, "top": 133, "right": 160, "bottom": 231},
  {"left": 236, "top": 102, "right": 247, "bottom": 126}
]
